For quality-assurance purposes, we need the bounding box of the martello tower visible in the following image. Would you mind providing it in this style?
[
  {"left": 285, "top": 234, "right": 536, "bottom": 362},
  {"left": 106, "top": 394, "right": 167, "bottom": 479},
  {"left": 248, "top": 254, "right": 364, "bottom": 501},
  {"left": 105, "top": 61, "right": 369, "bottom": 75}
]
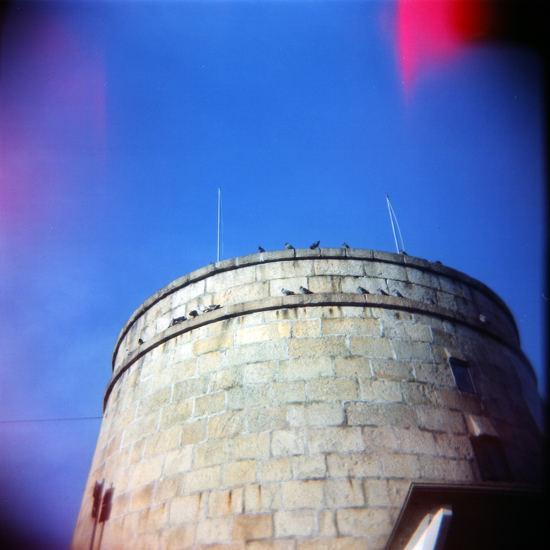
[{"left": 72, "top": 248, "right": 543, "bottom": 550}]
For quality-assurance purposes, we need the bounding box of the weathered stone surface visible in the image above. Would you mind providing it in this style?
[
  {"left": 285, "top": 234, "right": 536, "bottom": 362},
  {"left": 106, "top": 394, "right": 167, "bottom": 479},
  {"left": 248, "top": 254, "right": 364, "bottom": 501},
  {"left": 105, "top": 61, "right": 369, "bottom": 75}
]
[{"left": 75, "top": 252, "right": 542, "bottom": 550}]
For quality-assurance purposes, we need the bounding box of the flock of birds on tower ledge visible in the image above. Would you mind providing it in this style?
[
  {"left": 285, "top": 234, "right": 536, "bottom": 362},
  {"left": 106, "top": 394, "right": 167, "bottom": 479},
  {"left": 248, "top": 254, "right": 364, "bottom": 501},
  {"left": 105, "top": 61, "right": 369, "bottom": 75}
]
[{"left": 127, "top": 242, "right": 488, "bottom": 352}]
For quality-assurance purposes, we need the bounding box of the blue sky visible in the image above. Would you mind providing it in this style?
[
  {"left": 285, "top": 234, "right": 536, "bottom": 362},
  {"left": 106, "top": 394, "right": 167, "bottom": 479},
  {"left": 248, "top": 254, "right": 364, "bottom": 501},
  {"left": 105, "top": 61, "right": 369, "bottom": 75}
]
[{"left": 0, "top": 1, "right": 546, "bottom": 548}]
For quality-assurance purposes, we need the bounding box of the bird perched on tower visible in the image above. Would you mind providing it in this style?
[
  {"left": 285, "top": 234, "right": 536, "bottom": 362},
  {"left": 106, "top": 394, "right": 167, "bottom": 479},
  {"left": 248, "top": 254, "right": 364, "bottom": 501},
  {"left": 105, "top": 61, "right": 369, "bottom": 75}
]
[
  {"left": 310, "top": 241, "right": 320, "bottom": 250},
  {"left": 281, "top": 288, "right": 294, "bottom": 295},
  {"left": 378, "top": 288, "right": 389, "bottom": 296},
  {"left": 258, "top": 246, "right": 265, "bottom": 253},
  {"left": 299, "top": 286, "right": 313, "bottom": 294},
  {"left": 285, "top": 243, "right": 294, "bottom": 250},
  {"left": 342, "top": 243, "right": 350, "bottom": 249},
  {"left": 357, "top": 286, "right": 369, "bottom": 294},
  {"left": 188, "top": 310, "right": 199, "bottom": 318}
]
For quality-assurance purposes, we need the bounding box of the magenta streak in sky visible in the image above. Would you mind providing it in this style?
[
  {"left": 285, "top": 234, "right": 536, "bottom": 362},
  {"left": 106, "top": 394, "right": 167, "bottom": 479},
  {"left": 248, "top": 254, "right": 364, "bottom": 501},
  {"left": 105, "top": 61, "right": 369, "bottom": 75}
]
[{"left": 396, "top": 0, "right": 495, "bottom": 98}]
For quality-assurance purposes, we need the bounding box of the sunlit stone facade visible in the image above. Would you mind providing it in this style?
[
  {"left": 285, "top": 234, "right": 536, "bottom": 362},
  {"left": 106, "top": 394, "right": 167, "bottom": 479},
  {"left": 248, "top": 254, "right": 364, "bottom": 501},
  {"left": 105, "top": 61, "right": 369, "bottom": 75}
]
[{"left": 72, "top": 248, "right": 543, "bottom": 550}]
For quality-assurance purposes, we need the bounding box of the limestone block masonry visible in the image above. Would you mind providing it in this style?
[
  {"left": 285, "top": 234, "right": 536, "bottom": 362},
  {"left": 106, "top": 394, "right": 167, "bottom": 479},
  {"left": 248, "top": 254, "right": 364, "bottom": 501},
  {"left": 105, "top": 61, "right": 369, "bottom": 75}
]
[{"left": 72, "top": 248, "right": 543, "bottom": 550}]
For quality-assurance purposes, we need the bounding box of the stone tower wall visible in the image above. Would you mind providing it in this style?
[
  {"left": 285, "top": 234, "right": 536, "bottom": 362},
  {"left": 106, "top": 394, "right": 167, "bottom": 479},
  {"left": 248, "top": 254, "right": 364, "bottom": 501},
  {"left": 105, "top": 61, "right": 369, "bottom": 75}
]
[{"left": 72, "top": 249, "right": 542, "bottom": 550}]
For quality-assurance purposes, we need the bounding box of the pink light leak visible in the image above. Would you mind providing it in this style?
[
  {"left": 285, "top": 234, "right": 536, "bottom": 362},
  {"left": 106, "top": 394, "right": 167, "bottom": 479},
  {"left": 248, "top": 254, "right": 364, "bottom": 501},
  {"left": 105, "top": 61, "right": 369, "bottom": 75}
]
[
  {"left": 396, "top": 0, "right": 495, "bottom": 98},
  {"left": 0, "top": 9, "right": 106, "bottom": 242}
]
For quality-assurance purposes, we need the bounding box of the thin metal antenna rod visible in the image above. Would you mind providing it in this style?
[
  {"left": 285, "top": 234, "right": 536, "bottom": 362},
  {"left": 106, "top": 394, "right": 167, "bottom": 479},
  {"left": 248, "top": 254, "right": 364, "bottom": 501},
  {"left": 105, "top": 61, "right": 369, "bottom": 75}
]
[
  {"left": 386, "top": 195, "right": 406, "bottom": 254},
  {"left": 217, "top": 188, "right": 221, "bottom": 263}
]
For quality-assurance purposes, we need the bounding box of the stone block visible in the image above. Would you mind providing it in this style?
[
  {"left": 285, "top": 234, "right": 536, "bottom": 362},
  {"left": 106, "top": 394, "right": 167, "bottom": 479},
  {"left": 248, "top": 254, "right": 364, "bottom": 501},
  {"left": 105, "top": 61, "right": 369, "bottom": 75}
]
[
  {"left": 137, "top": 386, "right": 171, "bottom": 418},
  {"left": 130, "top": 483, "right": 154, "bottom": 511},
  {"left": 209, "top": 411, "right": 245, "bottom": 440},
  {"left": 226, "top": 340, "right": 288, "bottom": 367},
  {"left": 256, "top": 260, "right": 315, "bottom": 280},
  {"left": 392, "top": 341, "right": 434, "bottom": 362},
  {"left": 215, "top": 281, "right": 270, "bottom": 307},
  {"left": 209, "top": 366, "right": 244, "bottom": 392},
  {"left": 247, "top": 541, "right": 295, "bottom": 550},
  {"left": 160, "top": 400, "right": 193, "bottom": 429},
  {"left": 305, "top": 403, "right": 345, "bottom": 427},
  {"left": 364, "top": 479, "right": 391, "bottom": 507},
  {"left": 289, "top": 337, "right": 348, "bottom": 358},
  {"left": 334, "top": 357, "right": 372, "bottom": 379},
  {"left": 194, "top": 392, "right": 226, "bottom": 417},
  {"left": 336, "top": 507, "right": 391, "bottom": 537},
  {"left": 173, "top": 377, "right": 208, "bottom": 402},
  {"left": 435, "top": 388, "right": 482, "bottom": 414},
  {"left": 274, "top": 509, "right": 316, "bottom": 537},
  {"left": 278, "top": 357, "right": 333, "bottom": 381},
  {"left": 154, "top": 474, "right": 182, "bottom": 503},
  {"left": 185, "top": 466, "right": 222, "bottom": 493},
  {"left": 122, "top": 410, "right": 160, "bottom": 447},
  {"left": 364, "top": 261, "right": 408, "bottom": 281},
  {"left": 272, "top": 381, "right": 306, "bottom": 406},
  {"left": 206, "top": 266, "right": 256, "bottom": 293},
  {"left": 380, "top": 453, "right": 421, "bottom": 478},
  {"left": 314, "top": 259, "right": 365, "bottom": 276},
  {"left": 326, "top": 478, "right": 365, "bottom": 508},
  {"left": 195, "top": 439, "right": 231, "bottom": 468},
  {"left": 129, "top": 455, "right": 164, "bottom": 488},
  {"left": 308, "top": 427, "right": 365, "bottom": 454},
  {"left": 361, "top": 426, "right": 401, "bottom": 453},
  {"left": 260, "top": 458, "right": 292, "bottom": 482},
  {"left": 349, "top": 337, "right": 394, "bottom": 359},
  {"left": 225, "top": 460, "right": 258, "bottom": 487},
  {"left": 291, "top": 455, "right": 326, "bottom": 480},
  {"left": 137, "top": 502, "right": 169, "bottom": 534},
  {"left": 163, "top": 447, "right": 193, "bottom": 477},
  {"left": 232, "top": 432, "right": 270, "bottom": 460},
  {"left": 326, "top": 453, "right": 379, "bottom": 478},
  {"left": 370, "top": 359, "right": 414, "bottom": 381},
  {"left": 227, "top": 384, "right": 270, "bottom": 410},
  {"left": 168, "top": 343, "right": 194, "bottom": 365},
  {"left": 346, "top": 402, "right": 416, "bottom": 428},
  {"left": 414, "top": 362, "right": 455, "bottom": 387},
  {"left": 143, "top": 424, "right": 182, "bottom": 458},
  {"left": 307, "top": 275, "right": 342, "bottom": 293},
  {"left": 271, "top": 430, "right": 305, "bottom": 457},
  {"left": 195, "top": 516, "right": 232, "bottom": 545},
  {"left": 282, "top": 479, "right": 325, "bottom": 509},
  {"left": 236, "top": 323, "right": 291, "bottom": 346},
  {"left": 180, "top": 419, "right": 207, "bottom": 446},
  {"left": 307, "top": 379, "right": 358, "bottom": 403},
  {"left": 418, "top": 456, "right": 474, "bottom": 481},
  {"left": 246, "top": 362, "right": 277, "bottom": 384},
  {"left": 193, "top": 331, "right": 234, "bottom": 356},
  {"left": 161, "top": 525, "right": 195, "bottom": 550},
  {"left": 359, "top": 379, "right": 402, "bottom": 403},
  {"left": 292, "top": 320, "right": 321, "bottom": 338},
  {"left": 433, "top": 433, "right": 474, "bottom": 459},
  {"left": 394, "top": 428, "right": 437, "bottom": 455},
  {"left": 401, "top": 382, "right": 436, "bottom": 406},
  {"left": 232, "top": 513, "right": 273, "bottom": 541},
  {"left": 248, "top": 407, "right": 287, "bottom": 432},
  {"left": 416, "top": 406, "right": 466, "bottom": 433}
]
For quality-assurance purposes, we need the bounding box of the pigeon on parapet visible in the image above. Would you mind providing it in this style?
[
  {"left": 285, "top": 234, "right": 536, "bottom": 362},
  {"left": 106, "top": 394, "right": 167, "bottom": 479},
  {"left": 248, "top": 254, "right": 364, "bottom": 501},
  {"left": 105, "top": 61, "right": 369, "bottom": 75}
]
[
  {"left": 206, "top": 304, "right": 221, "bottom": 312},
  {"left": 393, "top": 289, "right": 404, "bottom": 298},
  {"left": 342, "top": 243, "right": 350, "bottom": 249},
  {"left": 258, "top": 246, "right": 265, "bottom": 253},
  {"left": 138, "top": 338, "right": 144, "bottom": 345},
  {"left": 197, "top": 305, "right": 208, "bottom": 313},
  {"left": 400, "top": 250, "right": 408, "bottom": 255},
  {"left": 188, "top": 310, "right": 199, "bottom": 318},
  {"left": 170, "top": 316, "right": 187, "bottom": 326},
  {"left": 281, "top": 288, "right": 295, "bottom": 295},
  {"left": 310, "top": 241, "right": 320, "bottom": 250},
  {"left": 299, "top": 286, "right": 313, "bottom": 294},
  {"left": 378, "top": 289, "right": 389, "bottom": 296},
  {"left": 285, "top": 243, "right": 294, "bottom": 250},
  {"left": 479, "top": 314, "right": 489, "bottom": 324},
  {"left": 357, "top": 286, "right": 369, "bottom": 294}
]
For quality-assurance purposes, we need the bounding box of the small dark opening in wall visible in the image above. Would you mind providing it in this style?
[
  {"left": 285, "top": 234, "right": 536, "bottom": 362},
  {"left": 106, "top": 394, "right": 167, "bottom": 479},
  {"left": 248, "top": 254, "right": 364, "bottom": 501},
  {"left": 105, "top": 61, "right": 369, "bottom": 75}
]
[
  {"left": 449, "top": 359, "right": 476, "bottom": 393},
  {"left": 471, "top": 435, "right": 513, "bottom": 482}
]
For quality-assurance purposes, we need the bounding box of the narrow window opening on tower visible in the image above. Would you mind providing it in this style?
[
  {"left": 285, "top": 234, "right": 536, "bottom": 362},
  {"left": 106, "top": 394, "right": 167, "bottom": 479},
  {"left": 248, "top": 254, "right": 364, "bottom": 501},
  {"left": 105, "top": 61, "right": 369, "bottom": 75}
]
[{"left": 449, "top": 358, "right": 476, "bottom": 393}]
